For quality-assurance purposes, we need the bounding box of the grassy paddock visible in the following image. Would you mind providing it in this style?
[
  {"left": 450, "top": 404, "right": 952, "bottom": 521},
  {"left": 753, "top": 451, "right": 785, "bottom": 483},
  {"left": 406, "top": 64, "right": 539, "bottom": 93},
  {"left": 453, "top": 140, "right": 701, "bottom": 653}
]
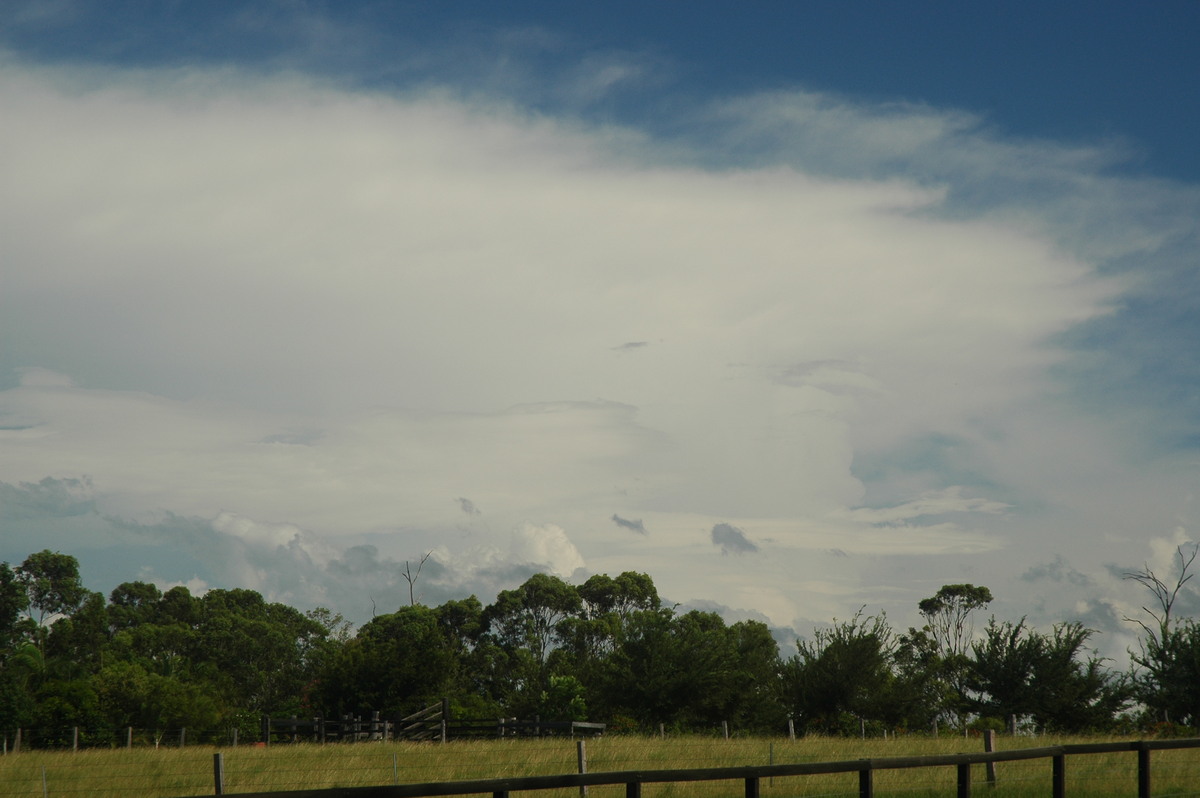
[{"left": 0, "top": 734, "right": 1195, "bottom": 797}]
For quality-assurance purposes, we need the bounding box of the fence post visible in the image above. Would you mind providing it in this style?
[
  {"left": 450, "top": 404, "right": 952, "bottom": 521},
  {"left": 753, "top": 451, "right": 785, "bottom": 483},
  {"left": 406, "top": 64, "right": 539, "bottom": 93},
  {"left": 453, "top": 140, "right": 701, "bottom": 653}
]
[
  {"left": 213, "top": 752, "right": 224, "bottom": 795},
  {"left": 983, "top": 729, "right": 997, "bottom": 786},
  {"left": 14, "top": 728, "right": 21, "bottom": 753},
  {"left": 956, "top": 762, "right": 971, "bottom": 798},
  {"left": 744, "top": 776, "right": 760, "bottom": 798},
  {"left": 722, "top": 721, "right": 729, "bottom": 740},
  {"left": 787, "top": 718, "right": 795, "bottom": 740},
  {"left": 858, "top": 761, "right": 873, "bottom": 798},
  {"left": 180, "top": 727, "right": 187, "bottom": 748},
  {"left": 1137, "top": 742, "right": 1151, "bottom": 798},
  {"left": 126, "top": 727, "right": 133, "bottom": 749},
  {"left": 1052, "top": 753, "right": 1065, "bottom": 798},
  {"left": 73, "top": 727, "right": 78, "bottom": 752},
  {"left": 577, "top": 739, "right": 588, "bottom": 798},
  {"left": 232, "top": 728, "right": 238, "bottom": 747}
]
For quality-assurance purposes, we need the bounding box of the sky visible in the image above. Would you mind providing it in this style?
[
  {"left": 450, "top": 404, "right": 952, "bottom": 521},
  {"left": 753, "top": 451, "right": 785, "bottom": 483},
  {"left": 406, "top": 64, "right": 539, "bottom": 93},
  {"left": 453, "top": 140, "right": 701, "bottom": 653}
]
[{"left": 2, "top": 1, "right": 1199, "bottom": 660}]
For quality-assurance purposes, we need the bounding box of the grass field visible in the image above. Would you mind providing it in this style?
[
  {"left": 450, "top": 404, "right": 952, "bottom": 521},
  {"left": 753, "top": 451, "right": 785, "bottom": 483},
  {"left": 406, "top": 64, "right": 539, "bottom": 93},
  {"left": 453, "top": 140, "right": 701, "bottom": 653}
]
[{"left": 0, "top": 733, "right": 1196, "bottom": 797}]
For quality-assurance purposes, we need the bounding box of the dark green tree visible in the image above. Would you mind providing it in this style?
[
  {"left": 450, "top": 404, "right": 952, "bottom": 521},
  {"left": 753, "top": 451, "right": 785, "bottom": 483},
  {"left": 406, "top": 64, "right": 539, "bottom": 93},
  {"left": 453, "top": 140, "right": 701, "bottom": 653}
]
[
  {"left": 596, "top": 608, "right": 782, "bottom": 732},
  {"left": 16, "top": 550, "right": 87, "bottom": 626},
  {"left": 1030, "top": 622, "right": 1129, "bottom": 732},
  {"left": 964, "top": 617, "right": 1043, "bottom": 724},
  {"left": 482, "top": 573, "right": 581, "bottom": 711},
  {"left": 782, "top": 610, "right": 905, "bottom": 734},
  {"left": 0, "top": 562, "right": 31, "bottom": 651},
  {"left": 313, "top": 604, "right": 453, "bottom": 717},
  {"left": 194, "top": 588, "right": 325, "bottom": 715},
  {"left": 967, "top": 617, "right": 1129, "bottom": 732}
]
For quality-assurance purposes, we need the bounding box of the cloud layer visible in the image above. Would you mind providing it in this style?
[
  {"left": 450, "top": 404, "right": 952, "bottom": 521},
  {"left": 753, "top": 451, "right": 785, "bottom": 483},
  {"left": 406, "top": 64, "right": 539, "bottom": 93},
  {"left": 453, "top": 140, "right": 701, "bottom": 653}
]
[{"left": 1, "top": 54, "right": 1198, "bottom": 653}]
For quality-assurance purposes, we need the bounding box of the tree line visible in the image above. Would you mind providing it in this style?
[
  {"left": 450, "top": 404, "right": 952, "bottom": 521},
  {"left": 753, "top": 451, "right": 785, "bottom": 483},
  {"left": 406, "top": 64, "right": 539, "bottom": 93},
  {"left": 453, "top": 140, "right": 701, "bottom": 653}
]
[{"left": 2, "top": 548, "right": 1200, "bottom": 744}]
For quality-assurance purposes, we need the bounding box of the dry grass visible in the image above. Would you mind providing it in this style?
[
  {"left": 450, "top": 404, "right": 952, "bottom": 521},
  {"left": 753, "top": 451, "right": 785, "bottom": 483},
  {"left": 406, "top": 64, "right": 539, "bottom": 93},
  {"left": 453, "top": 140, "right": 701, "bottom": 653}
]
[{"left": 0, "top": 733, "right": 1195, "bottom": 797}]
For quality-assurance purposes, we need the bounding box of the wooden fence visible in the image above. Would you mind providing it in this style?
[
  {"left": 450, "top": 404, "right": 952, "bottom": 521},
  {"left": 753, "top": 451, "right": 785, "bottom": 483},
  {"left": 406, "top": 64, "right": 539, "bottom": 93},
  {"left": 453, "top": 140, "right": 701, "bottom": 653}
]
[
  {"left": 263, "top": 701, "right": 604, "bottom": 745},
  {"left": 194, "top": 737, "right": 1200, "bottom": 798}
]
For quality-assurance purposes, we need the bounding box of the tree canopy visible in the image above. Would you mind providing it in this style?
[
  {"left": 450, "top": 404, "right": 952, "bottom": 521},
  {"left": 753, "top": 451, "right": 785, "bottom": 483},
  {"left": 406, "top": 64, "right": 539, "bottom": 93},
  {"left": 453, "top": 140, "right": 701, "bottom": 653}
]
[{"left": 0, "top": 555, "right": 1185, "bottom": 742}]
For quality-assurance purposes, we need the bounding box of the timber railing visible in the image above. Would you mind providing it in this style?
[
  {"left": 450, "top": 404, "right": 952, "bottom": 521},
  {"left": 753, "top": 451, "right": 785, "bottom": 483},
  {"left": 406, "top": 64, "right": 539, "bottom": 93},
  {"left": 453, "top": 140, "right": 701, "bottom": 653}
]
[
  {"left": 262, "top": 701, "right": 605, "bottom": 745},
  {"left": 190, "top": 737, "right": 1200, "bottom": 798}
]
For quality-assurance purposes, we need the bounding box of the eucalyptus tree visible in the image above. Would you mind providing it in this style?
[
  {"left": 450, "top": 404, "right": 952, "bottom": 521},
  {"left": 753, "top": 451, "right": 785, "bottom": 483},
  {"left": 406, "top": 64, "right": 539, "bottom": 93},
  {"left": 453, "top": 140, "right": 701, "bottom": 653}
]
[
  {"left": 909, "top": 583, "right": 993, "bottom": 726},
  {"left": 15, "top": 550, "right": 86, "bottom": 645},
  {"left": 482, "top": 573, "right": 581, "bottom": 711}
]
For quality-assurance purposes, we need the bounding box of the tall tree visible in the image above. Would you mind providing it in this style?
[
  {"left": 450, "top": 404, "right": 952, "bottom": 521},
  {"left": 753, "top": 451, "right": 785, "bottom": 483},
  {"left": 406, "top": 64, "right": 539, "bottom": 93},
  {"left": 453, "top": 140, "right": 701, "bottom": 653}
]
[
  {"left": 483, "top": 573, "right": 581, "bottom": 710},
  {"left": 16, "top": 550, "right": 86, "bottom": 627},
  {"left": 314, "top": 604, "right": 455, "bottom": 717},
  {"left": 912, "top": 584, "right": 993, "bottom": 727},
  {"left": 919, "top": 584, "right": 993, "bottom": 660}
]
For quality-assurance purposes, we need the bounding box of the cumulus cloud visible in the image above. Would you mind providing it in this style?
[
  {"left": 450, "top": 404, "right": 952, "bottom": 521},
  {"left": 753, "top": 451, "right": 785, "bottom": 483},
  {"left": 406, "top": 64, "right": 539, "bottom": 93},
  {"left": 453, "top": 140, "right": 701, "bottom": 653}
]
[{"left": 509, "top": 523, "right": 586, "bottom": 577}]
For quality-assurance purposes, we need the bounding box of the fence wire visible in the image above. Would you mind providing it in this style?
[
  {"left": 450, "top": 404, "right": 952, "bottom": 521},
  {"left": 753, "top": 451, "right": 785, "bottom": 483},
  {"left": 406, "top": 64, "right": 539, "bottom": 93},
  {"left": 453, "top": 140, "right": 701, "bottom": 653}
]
[{"left": 1, "top": 734, "right": 1199, "bottom": 797}]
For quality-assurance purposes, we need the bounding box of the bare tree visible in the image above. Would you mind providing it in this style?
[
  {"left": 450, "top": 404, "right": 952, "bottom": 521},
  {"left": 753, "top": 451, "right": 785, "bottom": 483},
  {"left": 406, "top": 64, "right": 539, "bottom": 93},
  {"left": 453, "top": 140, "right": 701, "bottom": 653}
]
[
  {"left": 1123, "top": 543, "right": 1198, "bottom": 642},
  {"left": 402, "top": 551, "right": 432, "bottom": 606},
  {"left": 1123, "top": 543, "right": 1200, "bottom": 724}
]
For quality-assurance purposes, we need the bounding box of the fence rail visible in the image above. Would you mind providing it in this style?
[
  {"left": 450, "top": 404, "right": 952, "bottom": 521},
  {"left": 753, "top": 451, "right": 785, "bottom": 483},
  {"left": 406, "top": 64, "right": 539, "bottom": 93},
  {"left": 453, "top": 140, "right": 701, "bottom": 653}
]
[
  {"left": 262, "top": 702, "right": 605, "bottom": 745},
  {"left": 181, "top": 737, "right": 1200, "bottom": 798}
]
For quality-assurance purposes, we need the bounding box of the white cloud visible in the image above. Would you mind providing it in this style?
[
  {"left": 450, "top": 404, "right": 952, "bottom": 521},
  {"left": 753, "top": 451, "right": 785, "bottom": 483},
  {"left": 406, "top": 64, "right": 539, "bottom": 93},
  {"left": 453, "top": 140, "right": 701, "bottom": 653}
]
[
  {"left": 0, "top": 55, "right": 1195, "bottom": 647},
  {"left": 509, "top": 522, "right": 586, "bottom": 577},
  {"left": 836, "top": 488, "right": 1010, "bottom": 526}
]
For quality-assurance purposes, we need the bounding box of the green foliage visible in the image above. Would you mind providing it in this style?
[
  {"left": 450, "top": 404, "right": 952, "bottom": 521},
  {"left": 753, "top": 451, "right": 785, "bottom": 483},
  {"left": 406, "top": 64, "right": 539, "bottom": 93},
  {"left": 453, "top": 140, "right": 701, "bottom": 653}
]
[
  {"left": 783, "top": 610, "right": 907, "bottom": 733},
  {"left": 541, "top": 674, "right": 587, "bottom": 720},
  {"left": 594, "top": 608, "right": 783, "bottom": 733},
  {"left": 16, "top": 550, "right": 86, "bottom": 626},
  {"left": 918, "top": 584, "right": 993, "bottom": 660},
  {"left": 0, "top": 562, "right": 31, "bottom": 650},
  {"left": 314, "top": 604, "right": 455, "bottom": 716},
  {"left": 967, "top": 617, "right": 1130, "bottom": 733},
  {"left": 0, "top": 551, "right": 1165, "bottom": 743}
]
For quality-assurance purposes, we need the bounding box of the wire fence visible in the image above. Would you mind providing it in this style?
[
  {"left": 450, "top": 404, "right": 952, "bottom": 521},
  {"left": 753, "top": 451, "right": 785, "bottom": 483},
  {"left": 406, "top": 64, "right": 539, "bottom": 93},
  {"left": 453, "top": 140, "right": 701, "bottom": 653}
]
[{"left": 2, "top": 734, "right": 1200, "bottom": 797}]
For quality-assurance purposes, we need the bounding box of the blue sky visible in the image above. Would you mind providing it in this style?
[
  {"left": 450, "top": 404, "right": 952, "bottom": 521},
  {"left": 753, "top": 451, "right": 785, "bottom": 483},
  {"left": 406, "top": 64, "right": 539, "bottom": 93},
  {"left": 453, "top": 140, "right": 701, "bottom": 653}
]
[{"left": 1, "top": 1, "right": 1199, "bottom": 656}]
